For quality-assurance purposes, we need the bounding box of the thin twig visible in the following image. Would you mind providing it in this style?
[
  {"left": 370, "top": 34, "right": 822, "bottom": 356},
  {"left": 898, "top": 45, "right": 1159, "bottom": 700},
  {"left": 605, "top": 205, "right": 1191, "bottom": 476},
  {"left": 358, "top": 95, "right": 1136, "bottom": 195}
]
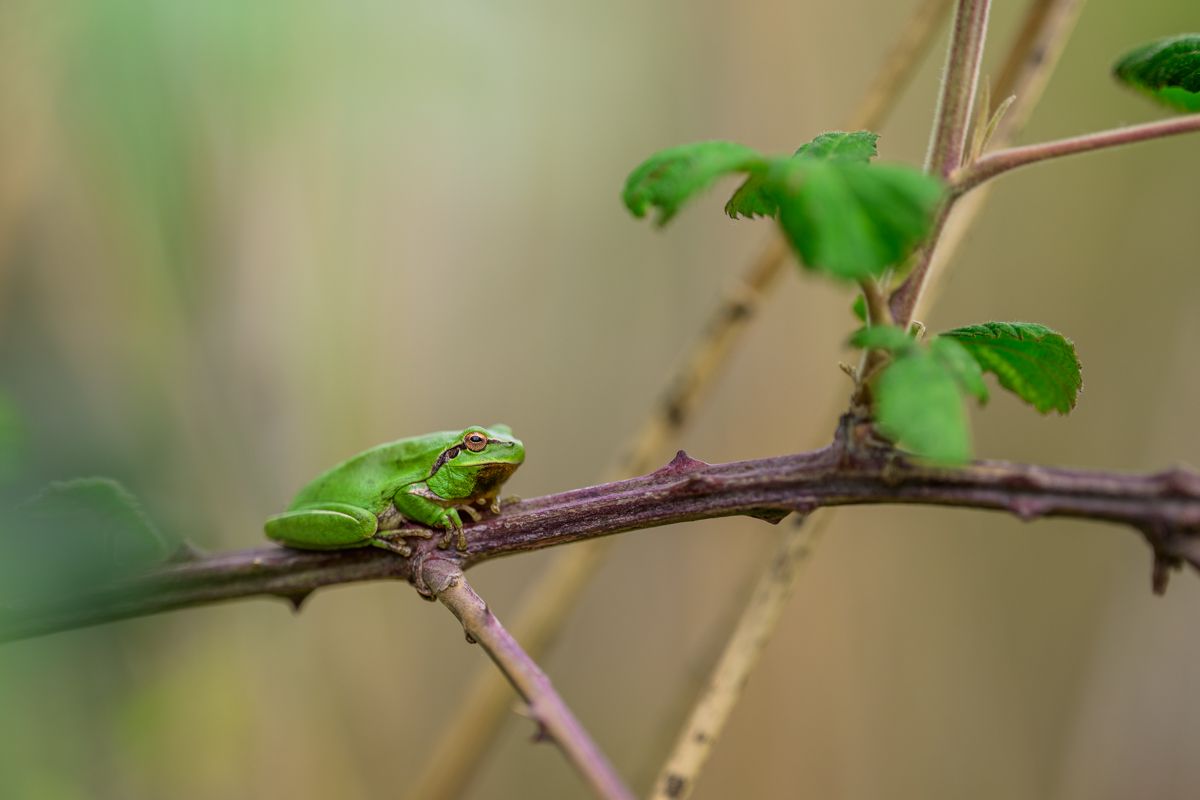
[
  {"left": 890, "top": 0, "right": 1086, "bottom": 326},
  {"left": 894, "top": 0, "right": 992, "bottom": 327},
  {"left": 404, "top": 2, "right": 956, "bottom": 795},
  {"left": 403, "top": 541, "right": 611, "bottom": 800},
  {"left": 5, "top": 426, "right": 1197, "bottom": 642},
  {"left": 649, "top": 517, "right": 827, "bottom": 800},
  {"left": 954, "top": 113, "right": 1200, "bottom": 194},
  {"left": 421, "top": 559, "right": 635, "bottom": 800}
]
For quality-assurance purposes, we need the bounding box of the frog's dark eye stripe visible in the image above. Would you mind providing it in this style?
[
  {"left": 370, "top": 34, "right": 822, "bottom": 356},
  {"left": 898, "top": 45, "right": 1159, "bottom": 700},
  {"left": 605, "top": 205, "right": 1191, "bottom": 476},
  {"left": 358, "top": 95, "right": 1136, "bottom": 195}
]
[
  {"left": 464, "top": 432, "right": 488, "bottom": 452},
  {"left": 428, "top": 445, "right": 463, "bottom": 476}
]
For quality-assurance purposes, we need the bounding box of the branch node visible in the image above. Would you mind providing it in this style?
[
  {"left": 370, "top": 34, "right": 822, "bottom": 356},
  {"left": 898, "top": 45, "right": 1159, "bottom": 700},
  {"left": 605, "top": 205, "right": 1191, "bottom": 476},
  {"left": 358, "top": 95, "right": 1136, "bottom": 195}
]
[
  {"left": 420, "top": 557, "right": 463, "bottom": 598},
  {"left": 1156, "top": 463, "right": 1200, "bottom": 497},
  {"left": 663, "top": 774, "right": 688, "bottom": 799},
  {"left": 1001, "top": 468, "right": 1045, "bottom": 490}
]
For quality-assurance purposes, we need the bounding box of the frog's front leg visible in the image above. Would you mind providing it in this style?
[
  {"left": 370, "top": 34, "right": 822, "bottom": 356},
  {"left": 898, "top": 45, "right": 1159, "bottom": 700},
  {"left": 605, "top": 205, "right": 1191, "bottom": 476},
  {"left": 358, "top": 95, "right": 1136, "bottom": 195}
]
[{"left": 393, "top": 485, "right": 470, "bottom": 551}]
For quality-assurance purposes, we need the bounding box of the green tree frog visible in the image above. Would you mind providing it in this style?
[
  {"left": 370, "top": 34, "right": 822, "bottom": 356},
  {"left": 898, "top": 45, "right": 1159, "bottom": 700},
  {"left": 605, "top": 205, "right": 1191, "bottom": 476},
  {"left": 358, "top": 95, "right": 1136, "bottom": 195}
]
[{"left": 265, "top": 425, "right": 524, "bottom": 555}]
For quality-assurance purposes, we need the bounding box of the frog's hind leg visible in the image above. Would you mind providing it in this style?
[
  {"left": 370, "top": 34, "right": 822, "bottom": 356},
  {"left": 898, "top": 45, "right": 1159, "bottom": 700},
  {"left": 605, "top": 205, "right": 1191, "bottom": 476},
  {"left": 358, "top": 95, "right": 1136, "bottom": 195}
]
[{"left": 265, "top": 502, "right": 378, "bottom": 550}]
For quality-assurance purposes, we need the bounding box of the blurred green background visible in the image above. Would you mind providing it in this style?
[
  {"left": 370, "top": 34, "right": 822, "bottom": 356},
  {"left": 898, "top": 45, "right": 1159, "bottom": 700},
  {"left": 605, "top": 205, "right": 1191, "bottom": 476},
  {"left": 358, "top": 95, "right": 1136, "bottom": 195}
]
[{"left": 1, "top": 1, "right": 1198, "bottom": 798}]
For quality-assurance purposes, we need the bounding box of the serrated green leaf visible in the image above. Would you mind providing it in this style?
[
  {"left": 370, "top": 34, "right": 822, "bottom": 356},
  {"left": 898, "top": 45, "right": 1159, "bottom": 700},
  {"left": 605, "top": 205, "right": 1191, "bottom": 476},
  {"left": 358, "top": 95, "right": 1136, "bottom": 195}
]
[
  {"left": 623, "top": 141, "right": 765, "bottom": 225},
  {"left": 1, "top": 478, "right": 166, "bottom": 604},
  {"left": 769, "top": 160, "right": 944, "bottom": 280},
  {"left": 724, "top": 172, "right": 776, "bottom": 219},
  {"left": 875, "top": 350, "right": 971, "bottom": 464},
  {"left": 794, "top": 130, "right": 879, "bottom": 163},
  {"left": 941, "top": 322, "right": 1081, "bottom": 414},
  {"left": 930, "top": 336, "right": 989, "bottom": 404},
  {"left": 726, "top": 131, "right": 879, "bottom": 220},
  {"left": 1113, "top": 35, "right": 1200, "bottom": 112},
  {"left": 849, "top": 325, "right": 915, "bottom": 353},
  {"left": 851, "top": 294, "right": 868, "bottom": 322}
]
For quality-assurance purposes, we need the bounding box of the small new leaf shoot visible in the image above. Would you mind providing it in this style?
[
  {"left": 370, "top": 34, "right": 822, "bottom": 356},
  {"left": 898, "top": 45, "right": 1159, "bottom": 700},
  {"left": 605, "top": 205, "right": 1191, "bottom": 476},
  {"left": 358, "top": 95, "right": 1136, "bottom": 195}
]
[
  {"left": 851, "top": 294, "right": 868, "bottom": 322},
  {"left": 875, "top": 350, "right": 972, "bottom": 464},
  {"left": 849, "top": 325, "right": 916, "bottom": 353}
]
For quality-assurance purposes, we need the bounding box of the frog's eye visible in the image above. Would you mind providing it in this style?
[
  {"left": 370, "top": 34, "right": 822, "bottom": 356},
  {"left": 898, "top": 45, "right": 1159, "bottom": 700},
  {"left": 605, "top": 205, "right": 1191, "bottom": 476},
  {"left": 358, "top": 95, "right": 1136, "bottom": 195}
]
[{"left": 464, "top": 432, "right": 488, "bottom": 452}]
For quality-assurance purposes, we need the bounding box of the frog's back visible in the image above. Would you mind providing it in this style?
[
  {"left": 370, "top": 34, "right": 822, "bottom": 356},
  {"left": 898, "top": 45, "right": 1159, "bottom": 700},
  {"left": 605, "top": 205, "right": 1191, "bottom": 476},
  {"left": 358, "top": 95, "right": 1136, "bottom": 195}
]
[{"left": 289, "top": 432, "right": 457, "bottom": 512}]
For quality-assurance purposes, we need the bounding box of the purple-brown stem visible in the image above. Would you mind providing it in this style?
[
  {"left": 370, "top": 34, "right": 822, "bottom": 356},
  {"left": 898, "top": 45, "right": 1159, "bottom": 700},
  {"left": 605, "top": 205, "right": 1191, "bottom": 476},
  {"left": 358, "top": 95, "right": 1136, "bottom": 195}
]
[
  {"left": 891, "top": 112, "right": 1200, "bottom": 323},
  {"left": 3, "top": 419, "right": 1197, "bottom": 642},
  {"left": 422, "top": 560, "right": 635, "bottom": 800}
]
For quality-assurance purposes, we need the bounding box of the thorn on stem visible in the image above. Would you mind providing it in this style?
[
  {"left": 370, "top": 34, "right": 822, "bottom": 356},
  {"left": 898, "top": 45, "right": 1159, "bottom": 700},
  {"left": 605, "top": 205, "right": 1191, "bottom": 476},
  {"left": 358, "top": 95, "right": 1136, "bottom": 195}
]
[
  {"left": 660, "top": 450, "right": 710, "bottom": 474},
  {"left": 746, "top": 508, "right": 791, "bottom": 525},
  {"left": 285, "top": 590, "right": 313, "bottom": 612},
  {"left": 1012, "top": 497, "right": 1045, "bottom": 521},
  {"left": 1152, "top": 554, "right": 1177, "bottom": 596}
]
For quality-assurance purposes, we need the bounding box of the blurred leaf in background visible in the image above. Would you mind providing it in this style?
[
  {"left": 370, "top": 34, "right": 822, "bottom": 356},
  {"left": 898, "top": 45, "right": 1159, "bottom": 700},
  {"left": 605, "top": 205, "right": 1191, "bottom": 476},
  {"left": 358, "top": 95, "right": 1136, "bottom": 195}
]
[
  {"left": 0, "top": 478, "right": 166, "bottom": 608},
  {"left": 0, "top": 390, "right": 23, "bottom": 485}
]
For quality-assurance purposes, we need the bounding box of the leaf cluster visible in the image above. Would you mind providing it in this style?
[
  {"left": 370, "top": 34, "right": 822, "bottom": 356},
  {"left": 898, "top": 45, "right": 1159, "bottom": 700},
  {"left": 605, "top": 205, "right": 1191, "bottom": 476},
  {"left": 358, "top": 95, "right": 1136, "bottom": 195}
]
[
  {"left": 622, "top": 125, "right": 1093, "bottom": 463},
  {"left": 622, "top": 131, "right": 943, "bottom": 281},
  {"left": 849, "top": 322, "right": 1081, "bottom": 463}
]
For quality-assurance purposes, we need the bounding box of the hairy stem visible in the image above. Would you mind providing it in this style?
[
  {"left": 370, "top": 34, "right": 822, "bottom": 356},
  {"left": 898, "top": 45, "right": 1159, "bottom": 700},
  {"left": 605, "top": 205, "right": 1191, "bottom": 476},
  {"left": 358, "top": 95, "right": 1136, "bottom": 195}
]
[
  {"left": 891, "top": 0, "right": 1086, "bottom": 326},
  {"left": 422, "top": 560, "right": 635, "bottom": 800},
  {"left": 924, "top": 0, "right": 991, "bottom": 178},
  {"left": 954, "top": 113, "right": 1200, "bottom": 194}
]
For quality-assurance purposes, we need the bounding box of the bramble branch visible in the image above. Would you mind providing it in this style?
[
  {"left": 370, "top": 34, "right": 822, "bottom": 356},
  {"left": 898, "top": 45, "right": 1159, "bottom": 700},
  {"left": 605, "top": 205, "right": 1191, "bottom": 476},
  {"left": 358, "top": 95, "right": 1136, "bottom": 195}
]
[
  {"left": 3, "top": 417, "right": 1197, "bottom": 642},
  {"left": 408, "top": 3, "right": 963, "bottom": 792},
  {"left": 422, "top": 560, "right": 635, "bottom": 800}
]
